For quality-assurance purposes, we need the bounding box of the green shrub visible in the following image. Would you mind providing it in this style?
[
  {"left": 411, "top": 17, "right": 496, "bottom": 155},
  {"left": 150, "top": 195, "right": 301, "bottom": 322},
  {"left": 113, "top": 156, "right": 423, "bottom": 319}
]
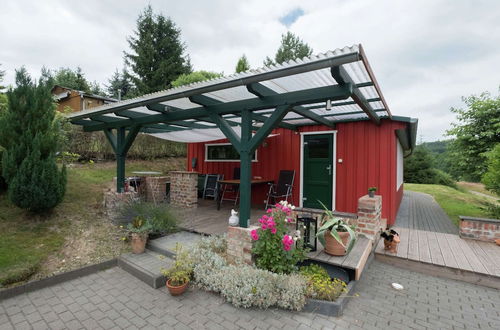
[
  {"left": 189, "top": 234, "right": 308, "bottom": 311},
  {"left": 482, "top": 143, "right": 500, "bottom": 195},
  {"left": 0, "top": 147, "right": 6, "bottom": 193},
  {"left": 432, "top": 169, "right": 457, "bottom": 189},
  {"left": 118, "top": 201, "right": 177, "bottom": 235},
  {"left": 483, "top": 202, "right": 500, "bottom": 219},
  {"left": 300, "top": 264, "right": 347, "bottom": 301}
]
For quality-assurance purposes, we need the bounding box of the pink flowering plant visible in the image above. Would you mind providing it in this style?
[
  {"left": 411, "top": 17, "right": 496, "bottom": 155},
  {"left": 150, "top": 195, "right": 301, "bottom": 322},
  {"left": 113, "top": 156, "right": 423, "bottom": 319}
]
[{"left": 251, "top": 201, "right": 308, "bottom": 274}]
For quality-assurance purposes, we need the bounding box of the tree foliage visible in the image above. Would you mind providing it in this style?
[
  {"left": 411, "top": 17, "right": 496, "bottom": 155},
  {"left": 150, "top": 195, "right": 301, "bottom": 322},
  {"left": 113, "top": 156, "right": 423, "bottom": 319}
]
[
  {"left": 264, "top": 32, "right": 313, "bottom": 66},
  {"left": 0, "top": 68, "right": 66, "bottom": 212},
  {"left": 482, "top": 143, "right": 500, "bottom": 195},
  {"left": 52, "top": 67, "right": 91, "bottom": 92},
  {"left": 0, "top": 64, "right": 5, "bottom": 90},
  {"left": 124, "top": 5, "right": 191, "bottom": 95},
  {"left": 404, "top": 146, "right": 439, "bottom": 184},
  {"left": 235, "top": 54, "right": 250, "bottom": 73},
  {"left": 171, "top": 71, "right": 223, "bottom": 88},
  {"left": 106, "top": 68, "right": 133, "bottom": 100},
  {"left": 446, "top": 90, "right": 500, "bottom": 181}
]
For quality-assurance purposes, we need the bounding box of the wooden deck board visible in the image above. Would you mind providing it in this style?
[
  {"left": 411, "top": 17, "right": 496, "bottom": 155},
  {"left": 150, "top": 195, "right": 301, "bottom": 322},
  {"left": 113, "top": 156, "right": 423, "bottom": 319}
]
[
  {"left": 417, "top": 229, "right": 432, "bottom": 263},
  {"left": 426, "top": 231, "right": 445, "bottom": 266},
  {"left": 396, "top": 227, "right": 409, "bottom": 259},
  {"left": 407, "top": 226, "right": 420, "bottom": 261},
  {"left": 455, "top": 237, "right": 488, "bottom": 275},
  {"left": 445, "top": 234, "right": 473, "bottom": 271}
]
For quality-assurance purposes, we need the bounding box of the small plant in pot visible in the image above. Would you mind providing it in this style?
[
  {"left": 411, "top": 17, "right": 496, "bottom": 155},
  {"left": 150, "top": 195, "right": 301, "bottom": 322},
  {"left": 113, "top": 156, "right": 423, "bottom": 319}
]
[
  {"left": 368, "top": 187, "right": 377, "bottom": 198},
  {"left": 161, "top": 243, "right": 193, "bottom": 296},
  {"left": 127, "top": 216, "right": 152, "bottom": 254},
  {"left": 316, "top": 202, "right": 357, "bottom": 256},
  {"left": 381, "top": 228, "right": 400, "bottom": 253}
]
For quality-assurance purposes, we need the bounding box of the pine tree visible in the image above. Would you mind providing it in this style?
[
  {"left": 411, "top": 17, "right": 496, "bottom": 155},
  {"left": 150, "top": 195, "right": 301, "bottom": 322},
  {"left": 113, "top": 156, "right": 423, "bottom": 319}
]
[
  {"left": 106, "top": 68, "right": 133, "bottom": 100},
  {"left": 264, "top": 32, "right": 313, "bottom": 66},
  {"left": 124, "top": 5, "right": 192, "bottom": 95},
  {"left": 171, "top": 71, "right": 222, "bottom": 88},
  {"left": 235, "top": 55, "right": 250, "bottom": 73},
  {"left": 0, "top": 68, "right": 66, "bottom": 213}
]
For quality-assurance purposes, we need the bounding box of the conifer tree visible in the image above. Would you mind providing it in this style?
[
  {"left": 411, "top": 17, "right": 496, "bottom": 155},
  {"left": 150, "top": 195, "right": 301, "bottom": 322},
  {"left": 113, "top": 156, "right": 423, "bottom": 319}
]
[
  {"left": 106, "top": 68, "right": 133, "bottom": 100},
  {"left": 235, "top": 55, "right": 250, "bottom": 73},
  {"left": 0, "top": 68, "right": 66, "bottom": 212},
  {"left": 264, "top": 32, "right": 313, "bottom": 66},
  {"left": 124, "top": 5, "right": 191, "bottom": 95}
]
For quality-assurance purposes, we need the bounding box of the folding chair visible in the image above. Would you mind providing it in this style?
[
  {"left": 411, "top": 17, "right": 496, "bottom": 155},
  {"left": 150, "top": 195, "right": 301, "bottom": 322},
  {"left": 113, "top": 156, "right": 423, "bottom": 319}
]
[
  {"left": 203, "top": 174, "right": 223, "bottom": 199},
  {"left": 265, "top": 170, "right": 295, "bottom": 209},
  {"left": 220, "top": 167, "right": 240, "bottom": 205}
]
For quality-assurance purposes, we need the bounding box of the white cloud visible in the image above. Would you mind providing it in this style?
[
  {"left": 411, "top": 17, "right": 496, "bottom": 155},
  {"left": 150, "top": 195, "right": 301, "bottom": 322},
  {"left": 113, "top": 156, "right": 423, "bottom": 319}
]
[{"left": 0, "top": 0, "right": 499, "bottom": 141}]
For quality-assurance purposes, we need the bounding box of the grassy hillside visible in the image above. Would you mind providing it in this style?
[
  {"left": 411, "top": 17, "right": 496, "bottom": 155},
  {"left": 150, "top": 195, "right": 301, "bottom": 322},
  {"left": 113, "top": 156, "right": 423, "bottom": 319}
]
[
  {"left": 0, "top": 158, "right": 185, "bottom": 287},
  {"left": 404, "top": 183, "right": 494, "bottom": 226}
]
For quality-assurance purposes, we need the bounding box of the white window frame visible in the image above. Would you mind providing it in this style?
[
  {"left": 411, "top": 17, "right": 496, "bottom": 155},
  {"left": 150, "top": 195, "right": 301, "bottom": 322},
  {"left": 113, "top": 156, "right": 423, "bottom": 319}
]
[
  {"left": 204, "top": 143, "right": 258, "bottom": 163},
  {"left": 299, "top": 131, "right": 337, "bottom": 210},
  {"left": 396, "top": 139, "right": 403, "bottom": 189}
]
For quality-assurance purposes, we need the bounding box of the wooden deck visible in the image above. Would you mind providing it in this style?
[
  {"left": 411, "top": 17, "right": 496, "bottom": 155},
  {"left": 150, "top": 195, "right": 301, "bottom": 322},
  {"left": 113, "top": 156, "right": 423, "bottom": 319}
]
[
  {"left": 173, "top": 199, "right": 263, "bottom": 235},
  {"left": 308, "top": 236, "right": 373, "bottom": 281}
]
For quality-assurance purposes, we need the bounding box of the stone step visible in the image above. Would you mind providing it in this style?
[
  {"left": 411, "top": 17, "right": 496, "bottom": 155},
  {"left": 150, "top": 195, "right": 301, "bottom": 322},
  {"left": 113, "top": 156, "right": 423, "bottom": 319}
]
[
  {"left": 118, "top": 249, "right": 172, "bottom": 289},
  {"left": 147, "top": 231, "right": 203, "bottom": 257}
]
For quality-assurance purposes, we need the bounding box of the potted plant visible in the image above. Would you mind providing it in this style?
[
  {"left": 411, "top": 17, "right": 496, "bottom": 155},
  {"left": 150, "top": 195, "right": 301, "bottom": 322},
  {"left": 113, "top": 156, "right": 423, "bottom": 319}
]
[
  {"left": 368, "top": 187, "right": 377, "bottom": 198},
  {"left": 161, "top": 243, "right": 193, "bottom": 296},
  {"left": 316, "top": 202, "right": 357, "bottom": 256},
  {"left": 381, "top": 228, "right": 400, "bottom": 253},
  {"left": 127, "top": 216, "right": 152, "bottom": 254}
]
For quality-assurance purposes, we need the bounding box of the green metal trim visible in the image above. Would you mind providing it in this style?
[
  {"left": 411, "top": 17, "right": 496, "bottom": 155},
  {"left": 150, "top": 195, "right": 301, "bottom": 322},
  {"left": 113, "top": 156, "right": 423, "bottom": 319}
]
[
  {"left": 395, "top": 129, "right": 410, "bottom": 150},
  {"left": 78, "top": 84, "right": 353, "bottom": 132},
  {"left": 302, "top": 97, "right": 381, "bottom": 110},
  {"left": 116, "top": 127, "right": 126, "bottom": 193},
  {"left": 331, "top": 66, "right": 380, "bottom": 125},
  {"left": 92, "top": 115, "right": 126, "bottom": 123},
  {"left": 119, "top": 125, "right": 141, "bottom": 155}
]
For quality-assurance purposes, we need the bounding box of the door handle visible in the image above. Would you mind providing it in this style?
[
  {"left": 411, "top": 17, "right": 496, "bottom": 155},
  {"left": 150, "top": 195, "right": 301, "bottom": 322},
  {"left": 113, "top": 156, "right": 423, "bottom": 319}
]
[{"left": 326, "top": 165, "right": 332, "bottom": 175}]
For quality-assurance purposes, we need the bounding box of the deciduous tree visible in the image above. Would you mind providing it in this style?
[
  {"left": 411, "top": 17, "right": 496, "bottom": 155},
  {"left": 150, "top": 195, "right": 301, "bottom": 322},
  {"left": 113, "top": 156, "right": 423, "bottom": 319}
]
[{"left": 235, "top": 55, "right": 250, "bottom": 73}]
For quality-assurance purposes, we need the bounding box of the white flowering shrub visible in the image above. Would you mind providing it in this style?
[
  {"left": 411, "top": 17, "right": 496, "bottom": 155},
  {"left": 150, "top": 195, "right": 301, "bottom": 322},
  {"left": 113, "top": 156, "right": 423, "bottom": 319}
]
[{"left": 189, "top": 234, "right": 308, "bottom": 311}]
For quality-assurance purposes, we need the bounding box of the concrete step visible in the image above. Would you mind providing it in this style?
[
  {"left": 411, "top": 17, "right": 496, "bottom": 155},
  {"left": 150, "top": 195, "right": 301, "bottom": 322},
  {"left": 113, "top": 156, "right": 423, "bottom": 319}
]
[
  {"left": 118, "top": 249, "right": 172, "bottom": 289},
  {"left": 147, "top": 231, "right": 203, "bottom": 257}
]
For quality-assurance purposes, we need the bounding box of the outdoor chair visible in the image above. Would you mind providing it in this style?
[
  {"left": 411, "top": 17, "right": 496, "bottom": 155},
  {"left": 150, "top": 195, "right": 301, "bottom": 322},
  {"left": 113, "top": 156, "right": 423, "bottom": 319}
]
[
  {"left": 203, "top": 174, "right": 223, "bottom": 199},
  {"left": 220, "top": 167, "right": 240, "bottom": 205},
  {"left": 265, "top": 170, "right": 295, "bottom": 209}
]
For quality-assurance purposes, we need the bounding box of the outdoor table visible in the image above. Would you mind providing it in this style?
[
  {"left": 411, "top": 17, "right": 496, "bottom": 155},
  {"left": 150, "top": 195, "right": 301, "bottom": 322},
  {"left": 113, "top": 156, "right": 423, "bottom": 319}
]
[{"left": 216, "top": 179, "right": 273, "bottom": 210}]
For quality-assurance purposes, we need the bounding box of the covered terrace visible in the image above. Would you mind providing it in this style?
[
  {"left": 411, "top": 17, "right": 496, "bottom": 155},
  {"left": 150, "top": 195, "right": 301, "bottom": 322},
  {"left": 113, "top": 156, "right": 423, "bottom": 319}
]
[{"left": 67, "top": 44, "right": 414, "bottom": 227}]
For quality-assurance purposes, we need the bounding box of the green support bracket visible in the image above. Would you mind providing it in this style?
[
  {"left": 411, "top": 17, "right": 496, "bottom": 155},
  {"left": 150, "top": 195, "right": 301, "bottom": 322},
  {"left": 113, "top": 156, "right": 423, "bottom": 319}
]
[
  {"left": 247, "top": 82, "right": 338, "bottom": 128},
  {"left": 238, "top": 109, "right": 253, "bottom": 228},
  {"left": 103, "top": 129, "right": 117, "bottom": 153},
  {"left": 251, "top": 112, "right": 297, "bottom": 131},
  {"left": 248, "top": 105, "right": 290, "bottom": 153}
]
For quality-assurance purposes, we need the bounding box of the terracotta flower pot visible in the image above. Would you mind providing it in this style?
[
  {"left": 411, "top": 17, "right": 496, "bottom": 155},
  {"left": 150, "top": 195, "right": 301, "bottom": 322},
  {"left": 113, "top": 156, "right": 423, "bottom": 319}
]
[
  {"left": 324, "top": 231, "right": 350, "bottom": 256},
  {"left": 384, "top": 234, "right": 400, "bottom": 253},
  {"left": 166, "top": 279, "right": 189, "bottom": 296},
  {"left": 130, "top": 233, "right": 147, "bottom": 254}
]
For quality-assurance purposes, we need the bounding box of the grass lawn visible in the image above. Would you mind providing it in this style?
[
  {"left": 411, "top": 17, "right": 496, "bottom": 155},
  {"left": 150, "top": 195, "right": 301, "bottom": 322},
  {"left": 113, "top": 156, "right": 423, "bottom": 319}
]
[
  {"left": 404, "top": 183, "right": 494, "bottom": 226},
  {"left": 457, "top": 181, "right": 499, "bottom": 200},
  {"left": 0, "top": 157, "right": 185, "bottom": 287}
]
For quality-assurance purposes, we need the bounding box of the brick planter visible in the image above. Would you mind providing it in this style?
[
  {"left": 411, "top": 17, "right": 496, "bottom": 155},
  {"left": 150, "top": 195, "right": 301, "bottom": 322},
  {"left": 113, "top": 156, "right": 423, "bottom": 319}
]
[
  {"left": 459, "top": 216, "right": 500, "bottom": 242},
  {"left": 170, "top": 171, "right": 198, "bottom": 208},
  {"left": 227, "top": 226, "right": 258, "bottom": 265},
  {"left": 356, "top": 195, "right": 383, "bottom": 240}
]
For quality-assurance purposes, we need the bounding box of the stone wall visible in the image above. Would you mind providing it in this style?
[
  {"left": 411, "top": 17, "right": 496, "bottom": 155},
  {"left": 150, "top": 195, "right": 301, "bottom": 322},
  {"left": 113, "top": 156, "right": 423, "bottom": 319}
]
[
  {"left": 227, "top": 226, "right": 258, "bottom": 265},
  {"left": 356, "top": 195, "right": 383, "bottom": 240},
  {"left": 103, "top": 190, "right": 139, "bottom": 223},
  {"left": 170, "top": 171, "right": 198, "bottom": 208},
  {"left": 144, "top": 176, "right": 169, "bottom": 203},
  {"left": 459, "top": 216, "right": 500, "bottom": 242}
]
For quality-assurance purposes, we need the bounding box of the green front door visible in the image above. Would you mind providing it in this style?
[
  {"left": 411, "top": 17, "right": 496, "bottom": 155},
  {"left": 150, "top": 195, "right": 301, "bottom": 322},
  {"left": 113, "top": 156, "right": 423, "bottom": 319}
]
[{"left": 302, "top": 134, "right": 334, "bottom": 209}]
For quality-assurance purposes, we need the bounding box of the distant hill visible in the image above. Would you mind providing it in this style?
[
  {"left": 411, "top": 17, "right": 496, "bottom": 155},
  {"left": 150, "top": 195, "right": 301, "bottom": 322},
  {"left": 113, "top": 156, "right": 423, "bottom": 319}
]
[{"left": 419, "top": 140, "right": 452, "bottom": 154}]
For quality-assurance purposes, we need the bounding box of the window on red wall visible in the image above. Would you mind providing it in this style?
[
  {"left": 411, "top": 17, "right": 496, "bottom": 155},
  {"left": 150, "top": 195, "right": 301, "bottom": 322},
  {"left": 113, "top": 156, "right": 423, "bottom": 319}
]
[{"left": 205, "top": 143, "right": 258, "bottom": 162}]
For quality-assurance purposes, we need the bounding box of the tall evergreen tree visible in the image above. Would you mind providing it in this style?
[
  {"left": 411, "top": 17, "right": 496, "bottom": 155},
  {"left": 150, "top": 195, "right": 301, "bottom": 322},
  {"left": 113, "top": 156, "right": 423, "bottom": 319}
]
[
  {"left": 264, "top": 32, "right": 313, "bottom": 66},
  {"left": 124, "top": 5, "right": 191, "bottom": 95},
  {"left": 235, "top": 54, "right": 250, "bottom": 73},
  {"left": 0, "top": 68, "right": 66, "bottom": 213},
  {"left": 106, "top": 68, "right": 133, "bottom": 100}
]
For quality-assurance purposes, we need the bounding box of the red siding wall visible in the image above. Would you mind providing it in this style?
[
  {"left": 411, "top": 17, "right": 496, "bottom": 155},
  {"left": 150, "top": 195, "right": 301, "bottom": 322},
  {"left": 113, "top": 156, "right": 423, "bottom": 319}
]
[{"left": 187, "top": 119, "right": 406, "bottom": 225}]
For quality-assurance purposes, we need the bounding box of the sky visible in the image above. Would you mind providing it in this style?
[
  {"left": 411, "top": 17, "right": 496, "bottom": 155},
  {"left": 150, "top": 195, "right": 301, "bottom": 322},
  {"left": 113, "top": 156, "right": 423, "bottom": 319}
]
[{"left": 0, "top": 0, "right": 499, "bottom": 142}]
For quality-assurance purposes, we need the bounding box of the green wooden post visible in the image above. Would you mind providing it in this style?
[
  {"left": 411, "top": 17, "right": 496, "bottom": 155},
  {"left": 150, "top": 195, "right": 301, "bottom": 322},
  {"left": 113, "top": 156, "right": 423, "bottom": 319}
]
[
  {"left": 116, "top": 127, "right": 126, "bottom": 193},
  {"left": 238, "top": 109, "right": 252, "bottom": 228}
]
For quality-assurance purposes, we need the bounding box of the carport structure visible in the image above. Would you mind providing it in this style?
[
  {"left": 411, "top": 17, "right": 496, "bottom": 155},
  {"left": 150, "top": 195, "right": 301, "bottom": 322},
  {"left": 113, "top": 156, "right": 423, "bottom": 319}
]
[{"left": 67, "top": 44, "right": 396, "bottom": 227}]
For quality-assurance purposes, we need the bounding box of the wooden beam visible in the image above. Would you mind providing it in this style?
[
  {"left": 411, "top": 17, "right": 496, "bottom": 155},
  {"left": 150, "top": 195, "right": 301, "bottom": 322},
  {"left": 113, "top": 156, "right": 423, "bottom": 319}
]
[{"left": 331, "top": 66, "right": 380, "bottom": 125}]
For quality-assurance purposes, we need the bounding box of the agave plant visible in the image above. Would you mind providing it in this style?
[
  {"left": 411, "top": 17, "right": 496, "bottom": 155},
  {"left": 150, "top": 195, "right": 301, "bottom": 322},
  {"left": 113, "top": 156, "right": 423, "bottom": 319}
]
[{"left": 316, "top": 201, "right": 357, "bottom": 254}]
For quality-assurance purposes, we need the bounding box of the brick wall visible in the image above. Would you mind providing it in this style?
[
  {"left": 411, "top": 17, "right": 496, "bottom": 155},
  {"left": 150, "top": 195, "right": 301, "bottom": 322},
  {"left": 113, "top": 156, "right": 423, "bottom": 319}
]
[
  {"left": 227, "top": 225, "right": 258, "bottom": 265},
  {"left": 144, "top": 176, "right": 169, "bottom": 203},
  {"left": 356, "top": 195, "right": 383, "bottom": 240},
  {"left": 459, "top": 216, "right": 500, "bottom": 242},
  {"left": 170, "top": 171, "right": 198, "bottom": 208},
  {"left": 103, "top": 190, "right": 138, "bottom": 221}
]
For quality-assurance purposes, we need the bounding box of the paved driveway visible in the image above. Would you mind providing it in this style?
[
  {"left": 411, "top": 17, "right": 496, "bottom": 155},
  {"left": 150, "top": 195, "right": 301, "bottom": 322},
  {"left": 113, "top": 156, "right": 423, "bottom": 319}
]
[{"left": 1, "top": 260, "right": 499, "bottom": 329}]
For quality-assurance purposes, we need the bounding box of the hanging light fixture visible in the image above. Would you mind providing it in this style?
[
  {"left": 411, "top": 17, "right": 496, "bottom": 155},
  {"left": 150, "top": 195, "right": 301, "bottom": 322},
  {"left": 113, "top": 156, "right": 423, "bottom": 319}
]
[{"left": 325, "top": 99, "right": 332, "bottom": 111}]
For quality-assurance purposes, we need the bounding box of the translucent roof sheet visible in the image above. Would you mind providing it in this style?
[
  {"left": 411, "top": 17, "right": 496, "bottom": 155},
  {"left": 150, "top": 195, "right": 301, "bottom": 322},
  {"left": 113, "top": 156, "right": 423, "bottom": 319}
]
[{"left": 68, "top": 44, "right": 397, "bottom": 142}]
